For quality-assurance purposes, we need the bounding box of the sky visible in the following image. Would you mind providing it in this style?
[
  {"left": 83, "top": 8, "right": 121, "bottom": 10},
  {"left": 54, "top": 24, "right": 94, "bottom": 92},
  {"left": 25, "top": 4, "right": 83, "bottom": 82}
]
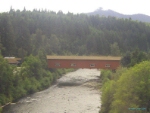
[{"left": 1, "top": 0, "right": 150, "bottom": 16}]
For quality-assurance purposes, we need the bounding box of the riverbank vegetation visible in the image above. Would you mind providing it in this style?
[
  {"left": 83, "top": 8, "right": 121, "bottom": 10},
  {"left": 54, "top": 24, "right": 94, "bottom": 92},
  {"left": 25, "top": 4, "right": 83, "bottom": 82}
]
[
  {"left": 0, "top": 54, "right": 73, "bottom": 112},
  {"left": 98, "top": 50, "right": 150, "bottom": 113},
  {"left": 100, "top": 55, "right": 150, "bottom": 113}
]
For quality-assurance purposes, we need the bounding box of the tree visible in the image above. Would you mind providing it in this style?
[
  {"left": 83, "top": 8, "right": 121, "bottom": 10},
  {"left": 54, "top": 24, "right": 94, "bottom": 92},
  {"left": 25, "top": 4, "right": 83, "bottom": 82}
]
[
  {"left": 21, "top": 55, "right": 42, "bottom": 79},
  {"left": 121, "top": 51, "right": 131, "bottom": 67},
  {"left": 121, "top": 50, "right": 149, "bottom": 67},
  {"left": 110, "top": 42, "right": 120, "bottom": 56},
  {"left": 49, "top": 34, "right": 61, "bottom": 54},
  {"left": 0, "top": 55, "right": 14, "bottom": 104},
  {"left": 0, "top": 36, "right": 5, "bottom": 54},
  {"left": 0, "top": 13, "right": 16, "bottom": 56},
  {"left": 100, "top": 68, "right": 127, "bottom": 113},
  {"left": 100, "top": 80, "right": 116, "bottom": 113},
  {"left": 110, "top": 61, "right": 150, "bottom": 113},
  {"left": 130, "top": 49, "right": 148, "bottom": 67}
]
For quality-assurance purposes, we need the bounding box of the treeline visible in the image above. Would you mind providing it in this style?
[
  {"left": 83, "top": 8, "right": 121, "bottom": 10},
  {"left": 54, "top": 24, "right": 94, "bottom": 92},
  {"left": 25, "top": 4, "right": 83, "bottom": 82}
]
[
  {"left": 1, "top": 8, "right": 150, "bottom": 57},
  {"left": 0, "top": 53, "right": 73, "bottom": 112},
  {"left": 100, "top": 51, "right": 150, "bottom": 113}
]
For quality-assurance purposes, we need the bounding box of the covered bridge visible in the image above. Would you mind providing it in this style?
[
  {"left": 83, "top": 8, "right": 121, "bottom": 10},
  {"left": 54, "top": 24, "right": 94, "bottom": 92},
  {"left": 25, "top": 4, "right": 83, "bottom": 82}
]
[{"left": 47, "top": 56, "right": 121, "bottom": 70}]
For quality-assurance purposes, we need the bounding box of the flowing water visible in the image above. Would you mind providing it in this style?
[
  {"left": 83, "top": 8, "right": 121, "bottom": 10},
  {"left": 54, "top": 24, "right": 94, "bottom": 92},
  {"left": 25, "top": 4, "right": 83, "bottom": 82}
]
[{"left": 3, "top": 69, "right": 101, "bottom": 113}]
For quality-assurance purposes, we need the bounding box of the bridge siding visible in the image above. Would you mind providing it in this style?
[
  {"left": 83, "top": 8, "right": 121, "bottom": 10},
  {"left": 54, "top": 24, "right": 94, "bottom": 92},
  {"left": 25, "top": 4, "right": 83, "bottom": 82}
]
[{"left": 47, "top": 59, "right": 120, "bottom": 70}]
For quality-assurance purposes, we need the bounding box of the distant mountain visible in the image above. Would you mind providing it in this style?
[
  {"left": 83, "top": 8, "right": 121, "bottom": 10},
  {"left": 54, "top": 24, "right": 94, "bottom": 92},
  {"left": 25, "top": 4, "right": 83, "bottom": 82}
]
[{"left": 89, "top": 8, "right": 150, "bottom": 23}]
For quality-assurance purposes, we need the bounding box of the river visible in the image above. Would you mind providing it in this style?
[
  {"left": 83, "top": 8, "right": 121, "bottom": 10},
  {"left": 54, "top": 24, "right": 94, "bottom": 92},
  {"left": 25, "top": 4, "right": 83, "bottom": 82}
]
[{"left": 3, "top": 69, "right": 101, "bottom": 113}]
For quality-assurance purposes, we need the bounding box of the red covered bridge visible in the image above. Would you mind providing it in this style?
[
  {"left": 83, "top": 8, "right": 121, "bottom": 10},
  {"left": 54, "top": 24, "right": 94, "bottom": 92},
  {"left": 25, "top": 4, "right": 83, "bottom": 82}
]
[{"left": 47, "top": 56, "right": 121, "bottom": 70}]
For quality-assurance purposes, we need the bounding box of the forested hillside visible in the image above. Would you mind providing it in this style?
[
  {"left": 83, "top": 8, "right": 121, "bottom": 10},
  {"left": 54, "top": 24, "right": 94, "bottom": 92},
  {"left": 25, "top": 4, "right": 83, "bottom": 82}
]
[{"left": 1, "top": 9, "right": 150, "bottom": 57}]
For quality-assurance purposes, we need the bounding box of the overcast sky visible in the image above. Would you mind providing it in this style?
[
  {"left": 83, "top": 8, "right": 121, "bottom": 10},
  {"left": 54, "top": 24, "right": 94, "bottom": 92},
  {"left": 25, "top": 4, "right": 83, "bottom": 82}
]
[{"left": 1, "top": 0, "right": 150, "bottom": 16}]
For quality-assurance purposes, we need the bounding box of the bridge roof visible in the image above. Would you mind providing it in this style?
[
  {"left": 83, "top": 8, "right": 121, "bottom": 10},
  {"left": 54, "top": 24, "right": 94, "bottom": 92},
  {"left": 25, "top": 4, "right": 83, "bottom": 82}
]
[{"left": 47, "top": 56, "right": 121, "bottom": 61}]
